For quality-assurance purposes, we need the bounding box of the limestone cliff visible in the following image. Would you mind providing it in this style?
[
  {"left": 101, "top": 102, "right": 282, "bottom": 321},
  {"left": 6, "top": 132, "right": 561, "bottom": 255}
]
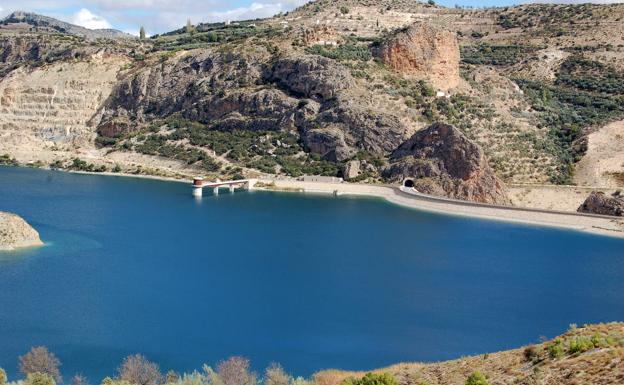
[
  {"left": 384, "top": 123, "right": 509, "bottom": 204},
  {"left": 375, "top": 23, "right": 460, "bottom": 91},
  {"left": 0, "top": 211, "right": 43, "bottom": 251}
]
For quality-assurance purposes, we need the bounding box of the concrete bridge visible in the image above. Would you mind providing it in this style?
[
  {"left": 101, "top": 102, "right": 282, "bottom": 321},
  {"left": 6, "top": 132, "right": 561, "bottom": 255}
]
[{"left": 191, "top": 177, "right": 255, "bottom": 197}]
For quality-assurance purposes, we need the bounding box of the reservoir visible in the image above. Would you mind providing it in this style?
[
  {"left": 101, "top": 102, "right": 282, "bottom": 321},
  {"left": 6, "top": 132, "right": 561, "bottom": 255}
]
[{"left": 1, "top": 165, "right": 623, "bottom": 380}]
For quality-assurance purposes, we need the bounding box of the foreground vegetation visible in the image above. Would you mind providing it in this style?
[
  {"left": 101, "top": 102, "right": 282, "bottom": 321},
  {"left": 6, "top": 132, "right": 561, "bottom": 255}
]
[{"left": 2, "top": 323, "right": 623, "bottom": 385}]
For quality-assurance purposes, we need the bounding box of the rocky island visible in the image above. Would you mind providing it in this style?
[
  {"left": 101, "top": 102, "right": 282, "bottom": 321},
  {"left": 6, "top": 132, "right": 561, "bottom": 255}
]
[{"left": 0, "top": 211, "right": 43, "bottom": 251}]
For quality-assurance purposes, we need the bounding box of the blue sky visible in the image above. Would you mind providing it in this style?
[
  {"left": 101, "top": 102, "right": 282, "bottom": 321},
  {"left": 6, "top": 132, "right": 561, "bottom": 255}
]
[{"left": 0, "top": 0, "right": 620, "bottom": 35}]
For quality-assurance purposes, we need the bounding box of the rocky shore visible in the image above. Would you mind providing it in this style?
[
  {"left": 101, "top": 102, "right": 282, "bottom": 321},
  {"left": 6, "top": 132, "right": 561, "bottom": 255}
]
[{"left": 0, "top": 211, "right": 43, "bottom": 251}]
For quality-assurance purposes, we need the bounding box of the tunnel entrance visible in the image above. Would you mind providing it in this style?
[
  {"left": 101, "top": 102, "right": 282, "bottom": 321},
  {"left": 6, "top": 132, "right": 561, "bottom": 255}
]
[{"left": 403, "top": 179, "right": 415, "bottom": 188}]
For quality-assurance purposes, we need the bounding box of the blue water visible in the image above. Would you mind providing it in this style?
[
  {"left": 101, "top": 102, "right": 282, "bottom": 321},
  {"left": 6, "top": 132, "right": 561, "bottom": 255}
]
[{"left": 1, "top": 166, "right": 623, "bottom": 381}]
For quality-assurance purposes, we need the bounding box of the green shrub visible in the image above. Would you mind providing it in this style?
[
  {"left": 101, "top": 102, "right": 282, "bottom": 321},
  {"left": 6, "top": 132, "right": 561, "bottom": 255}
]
[
  {"left": 465, "top": 371, "right": 488, "bottom": 385},
  {"left": 341, "top": 373, "right": 398, "bottom": 385},
  {"left": 568, "top": 337, "right": 594, "bottom": 354},
  {"left": 25, "top": 373, "right": 56, "bottom": 385},
  {"left": 548, "top": 339, "right": 565, "bottom": 359},
  {"left": 306, "top": 44, "right": 372, "bottom": 61}
]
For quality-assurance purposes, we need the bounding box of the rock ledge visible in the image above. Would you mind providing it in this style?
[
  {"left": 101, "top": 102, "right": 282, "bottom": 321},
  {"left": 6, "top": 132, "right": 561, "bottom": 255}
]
[{"left": 0, "top": 212, "right": 43, "bottom": 251}]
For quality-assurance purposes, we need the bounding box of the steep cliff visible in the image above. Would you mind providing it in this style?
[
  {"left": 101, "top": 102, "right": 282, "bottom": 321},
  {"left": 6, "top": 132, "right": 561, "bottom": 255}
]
[
  {"left": 384, "top": 123, "right": 509, "bottom": 204},
  {"left": 375, "top": 23, "right": 460, "bottom": 91}
]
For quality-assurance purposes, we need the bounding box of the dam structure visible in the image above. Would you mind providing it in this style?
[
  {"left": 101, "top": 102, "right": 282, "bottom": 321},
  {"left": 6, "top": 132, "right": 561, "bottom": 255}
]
[{"left": 192, "top": 177, "right": 256, "bottom": 197}]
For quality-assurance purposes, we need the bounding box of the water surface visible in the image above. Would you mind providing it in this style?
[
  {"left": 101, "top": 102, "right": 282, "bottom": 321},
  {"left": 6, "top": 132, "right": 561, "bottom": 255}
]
[{"left": 1, "top": 166, "right": 623, "bottom": 380}]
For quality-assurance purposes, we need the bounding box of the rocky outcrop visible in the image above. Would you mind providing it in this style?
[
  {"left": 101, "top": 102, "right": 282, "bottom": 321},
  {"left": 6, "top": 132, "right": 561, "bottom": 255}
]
[
  {"left": 272, "top": 56, "right": 354, "bottom": 101},
  {"left": 577, "top": 191, "right": 624, "bottom": 216},
  {"left": 98, "top": 51, "right": 409, "bottom": 162},
  {"left": 384, "top": 123, "right": 509, "bottom": 204},
  {"left": 0, "top": 211, "right": 43, "bottom": 251},
  {"left": 375, "top": 23, "right": 460, "bottom": 91}
]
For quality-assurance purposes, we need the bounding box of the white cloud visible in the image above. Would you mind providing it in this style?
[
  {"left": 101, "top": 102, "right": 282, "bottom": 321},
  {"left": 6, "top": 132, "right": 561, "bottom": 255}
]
[{"left": 71, "top": 8, "right": 112, "bottom": 29}]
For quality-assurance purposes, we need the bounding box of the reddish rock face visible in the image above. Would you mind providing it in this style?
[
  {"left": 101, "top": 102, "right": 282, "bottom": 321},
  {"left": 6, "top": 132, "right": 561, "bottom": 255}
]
[
  {"left": 384, "top": 123, "right": 510, "bottom": 205},
  {"left": 376, "top": 23, "right": 460, "bottom": 91},
  {"left": 578, "top": 191, "right": 624, "bottom": 216}
]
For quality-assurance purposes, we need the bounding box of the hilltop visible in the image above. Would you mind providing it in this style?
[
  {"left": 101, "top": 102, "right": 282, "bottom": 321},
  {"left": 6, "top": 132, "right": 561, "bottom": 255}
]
[
  {"left": 0, "top": 1, "right": 623, "bottom": 211},
  {"left": 1, "top": 11, "right": 132, "bottom": 40}
]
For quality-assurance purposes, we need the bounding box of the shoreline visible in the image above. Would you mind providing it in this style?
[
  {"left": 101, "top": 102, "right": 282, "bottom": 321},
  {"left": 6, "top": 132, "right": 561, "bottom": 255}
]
[
  {"left": 254, "top": 179, "right": 624, "bottom": 239},
  {"left": 5, "top": 166, "right": 624, "bottom": 239}
]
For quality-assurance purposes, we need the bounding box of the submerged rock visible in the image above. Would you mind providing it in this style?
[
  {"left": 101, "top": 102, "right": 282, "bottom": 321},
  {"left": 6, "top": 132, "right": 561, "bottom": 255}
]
[
  {"left": 0, "top": 211, "right": 43, "bottom": 251},
  {"left": 577, "top": 191, "right": 624, "bottom": 216},
  {"left": 384, "top": 122, "right": 509, "bottom": 205}
]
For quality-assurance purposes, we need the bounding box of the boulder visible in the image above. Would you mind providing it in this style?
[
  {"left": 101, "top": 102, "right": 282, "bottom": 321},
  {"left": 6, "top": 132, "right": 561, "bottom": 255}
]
[
  {"left": 375, "top": 23, "right": 460, "bottom": 91},
  {"left": 577, "top": 191, "right": 624, "bottom": 216},
  {"left": 343, "top": 160, "right": 361, "bottom": 180},
  {"left": 384, "top": 122, "right": 509, "bottom": 204},
  {"left": 0, "top": 211, "right": 43, "bottom": 251}
]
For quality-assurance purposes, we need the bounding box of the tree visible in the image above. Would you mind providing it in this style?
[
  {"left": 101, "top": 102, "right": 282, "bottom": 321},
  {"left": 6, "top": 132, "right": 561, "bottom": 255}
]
[
  {"left": 186, "top": 19, "right": 195, "bottom": 35},
  {"left": 118, "top": 355, "right": 162, "bottom": 385},
  {"left": 428, "top": 0, "right": 436, "bottom": 5},
  {"left": 217, "top": 357, "right": 256, "bottom": 385},
  {"left": 465, "top": 371, "right": 489, "bottom": 385},
  {"left": 25, "top": 373, "right": 56, "bottom": 385},
  {"left": 0, "top": 368, "right": 7, "bottom": 385},
  {"left": 264, "top": 364, "right": 290, "bottom": 385},
  {"left": 19, "top": 347, "right": 62, "bottom": 383},
  {"left": 165, "top": 371, "right": 179, "bottom": 384},
  {"left": 139, "top": 26, "right": 146, "bottom": 40},
  {"left": 71, "top": 375, "right": 89, "bottom": 385}
]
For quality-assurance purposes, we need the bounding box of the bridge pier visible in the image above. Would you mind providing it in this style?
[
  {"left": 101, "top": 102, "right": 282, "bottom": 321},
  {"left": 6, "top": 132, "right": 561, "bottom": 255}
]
[{"left": 191, "top": 178, "right": 255, "bottom": 197}]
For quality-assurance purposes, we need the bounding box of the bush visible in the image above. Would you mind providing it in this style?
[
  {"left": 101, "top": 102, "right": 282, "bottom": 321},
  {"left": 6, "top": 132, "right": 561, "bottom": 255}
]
[
  {"left": 341, "top": 373, "right": 398, "bottom": 385},
  {"left": 217, "top": 356, "right": 256, "bottom": 385},
  {"left": 548, "top": 339, "right": 565, "bottom": 359},
  {"left": 265, "top": 364, "right": 290, "bottom": 385},
  {"left": 523, "top": 345, "right": 539, "bottom": 362},
  {"left": 568, "top": 337, "right": 594, "bottom": 354},
  {"left": 306, "top": 44, "right": 372, "bottom": 61},
  {"left": 465, "top": 371, "right": 488, "bottom": 385},
  {"left": 118, "top": 355, "right": 162, "bottom": 385},
  {"left": 19, "top": 347, "right": 62, "bottom": 383},
  {"left": 25, "top": 373, "right": 56, "bottom": 385}
]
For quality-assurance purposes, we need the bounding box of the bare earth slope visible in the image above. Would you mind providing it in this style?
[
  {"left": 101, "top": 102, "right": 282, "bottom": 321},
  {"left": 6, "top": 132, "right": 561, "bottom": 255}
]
[{"left": 313, "top": 323, "right": 624, "bottom": 385}]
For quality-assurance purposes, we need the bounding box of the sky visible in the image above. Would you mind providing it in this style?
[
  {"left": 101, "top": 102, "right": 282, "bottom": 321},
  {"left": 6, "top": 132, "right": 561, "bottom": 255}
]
[{"left": 0, "top": 0, "right": 622, "bottom": 35}]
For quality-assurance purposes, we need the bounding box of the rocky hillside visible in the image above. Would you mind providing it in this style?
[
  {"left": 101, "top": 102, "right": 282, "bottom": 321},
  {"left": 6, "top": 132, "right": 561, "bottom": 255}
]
[
  {"left": 1, "top": 11, "right": 132, "bottom": 40},
  {"left": 385, "top": 123, "right": 508, "bottom": 204},
  {"left": 0, "top": 211, "right": 43, "bottom": 250},
  {"left": 314, "top": 323, "right": 624, "bottom": 385},
  {"left": 0, "top": 1, "right": 623, "bottom": 207}
]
